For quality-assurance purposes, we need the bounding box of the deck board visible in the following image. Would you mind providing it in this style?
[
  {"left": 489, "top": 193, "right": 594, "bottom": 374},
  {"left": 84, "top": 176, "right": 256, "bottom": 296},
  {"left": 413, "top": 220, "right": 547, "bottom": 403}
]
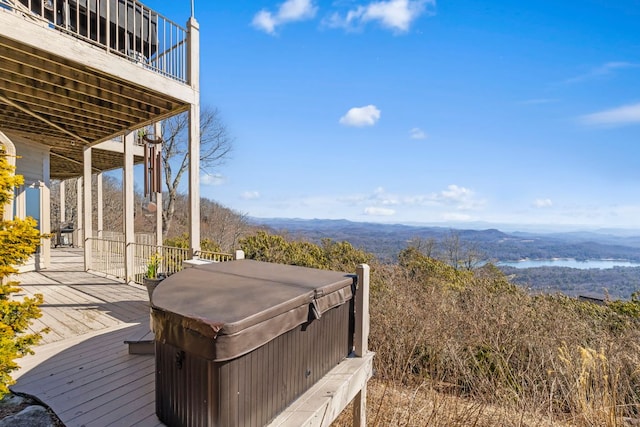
[
  {"left": 10, "top": 247, "right": 370, "bottom": 427},
  {"left": 11, "top": 248, "right": 163, "bottom": 427}
]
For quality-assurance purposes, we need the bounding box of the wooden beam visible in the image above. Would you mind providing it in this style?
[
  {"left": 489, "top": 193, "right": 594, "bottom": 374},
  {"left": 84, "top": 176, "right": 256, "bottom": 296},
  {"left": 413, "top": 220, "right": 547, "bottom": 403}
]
[
  {"left": 0, "top": 73, "right": 161, "bottom": 126},
  {"left": 93, "top": 139, "right": 144, "bottom": 156},
  {"left": 0, "top": 80, "right": 129, "bottom": 131},
  {"left": 50, "top": 151, "right": 101, "bottom": 173},
  {"left": 0, "top": 93, "right": 90, "bottom": 145},
  {"left": 0, "top": 107, "right": 73, "bottom": 137},
  {"left": 0, "top": 42, "right": 180, "bottom": 113}
]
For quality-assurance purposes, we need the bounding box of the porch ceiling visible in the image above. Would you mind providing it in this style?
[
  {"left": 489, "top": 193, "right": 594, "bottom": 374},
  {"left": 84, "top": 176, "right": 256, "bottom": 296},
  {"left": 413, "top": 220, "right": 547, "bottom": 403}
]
[{"left": 0, "top": 21, "right": 189, "bottom": 180}]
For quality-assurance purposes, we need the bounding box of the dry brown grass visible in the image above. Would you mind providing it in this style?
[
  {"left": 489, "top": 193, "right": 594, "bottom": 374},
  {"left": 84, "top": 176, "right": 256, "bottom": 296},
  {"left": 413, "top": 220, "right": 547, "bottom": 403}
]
[
  {"left": 350, "top": 258, "right": 640, "bottom": 426},
  {"left": 332, "top": 379, "right": 569, "bottom": 427}
]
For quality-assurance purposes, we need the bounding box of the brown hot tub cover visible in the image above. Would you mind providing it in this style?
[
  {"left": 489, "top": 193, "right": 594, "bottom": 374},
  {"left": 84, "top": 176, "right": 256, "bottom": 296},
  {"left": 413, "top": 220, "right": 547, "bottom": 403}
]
[{"left": 151, "top": 259, "right": 354, "bottom": 361}]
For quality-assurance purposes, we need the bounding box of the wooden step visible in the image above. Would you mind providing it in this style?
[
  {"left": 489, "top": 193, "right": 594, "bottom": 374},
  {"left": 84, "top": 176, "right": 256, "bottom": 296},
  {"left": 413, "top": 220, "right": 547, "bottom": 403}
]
[{"left": 124, "top": 323, "right": 155, "bottom": 355}]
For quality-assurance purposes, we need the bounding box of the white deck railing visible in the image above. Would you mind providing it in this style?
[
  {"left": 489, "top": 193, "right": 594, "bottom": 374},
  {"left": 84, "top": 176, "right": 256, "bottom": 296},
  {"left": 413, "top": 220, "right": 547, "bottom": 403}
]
[
  {"left": 90, "top": 237, "right": 125, "bottom": 278},
  {"left": 89, "top": 237, "right": 235, "bottom": 284},
  {"left": 131, "top": 242, "right": 189, "bottom": 283},
  {"left": 195, "top": 249, "right": 235, "bottom": 263},
  {"left": 3, "top": 0, "right": 188, "bottom": 82},
  {"left": 96, "top": 231, "right": 156, "bottom": 246}
]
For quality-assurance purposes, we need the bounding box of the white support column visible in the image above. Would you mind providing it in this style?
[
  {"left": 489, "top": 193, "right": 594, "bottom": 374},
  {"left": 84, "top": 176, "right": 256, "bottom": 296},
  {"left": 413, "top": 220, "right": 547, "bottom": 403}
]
[
  {"left": 97, "top": 172, "right": 103, "bottom": 238},
  {"left": 187, "top": 16, "right": 201, "bottom": 255},
  {"left": 59, "top": 180, "right": 66, "bottom": 223},
  {"left": 40, "top": 152, "right": 51, "bottom": 269},
  {"left": 156, "top": 193, "right": 163, "bottom": 246},
  {"left": 0, "top": 133, "right": 16, "bottom": 221},
  {"left": 154, "top": 122, "right": 163, "bottom": 246},
  {"left": 39, "top": 181, "right": 51, "bottom": 270},
  {"left": 83, "top": 146, "right": 92, "bottom": 270},
  {"left": 123, "top": 132, "right": 135, "bottom": 284},
  {"left": 76, "top": 177, "right": 83, "bottom": 248},
  {"left": 14, "top": 187, "right": 25, "bottom": 218}
]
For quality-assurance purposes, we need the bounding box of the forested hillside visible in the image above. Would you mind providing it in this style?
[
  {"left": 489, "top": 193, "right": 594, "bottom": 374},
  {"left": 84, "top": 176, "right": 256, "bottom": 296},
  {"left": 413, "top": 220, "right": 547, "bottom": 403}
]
[
  {"left": 254, "top": 218, "right": 640, "bottom": 300},
  {"left": 254, "top": 218, "right": 640, "bottom": 262}
]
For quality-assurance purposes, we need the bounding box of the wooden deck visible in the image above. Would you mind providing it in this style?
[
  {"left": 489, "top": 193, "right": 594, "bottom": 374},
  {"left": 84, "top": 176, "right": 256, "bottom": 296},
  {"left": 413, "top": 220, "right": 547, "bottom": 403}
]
[
  {"left": 11, "top": 248, "right": 163, "bottom": 427},
  {"left": 9, "top": 248, "right": 373, "bottom": 427}
]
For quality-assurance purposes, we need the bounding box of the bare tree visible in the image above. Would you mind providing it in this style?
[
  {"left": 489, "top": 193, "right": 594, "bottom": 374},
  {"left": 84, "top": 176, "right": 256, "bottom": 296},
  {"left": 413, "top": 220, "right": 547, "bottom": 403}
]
[
  {"left": 407, "top": 237, "right": 437, "bottom": 258},
  {"left": 440, "top": 230, "right": 485, "bottom": 270},
  {"left": 51, "top": 175, "right": 131, "bottom": 234},
  {"left": 160, "top": 107, "right": 233, "bottom": 235},
  {"left": 200, "top": 198, "right": 251, "bottom": 251},
  {"left": 50, "top": 178, "right": 79, "bottom": 230}
]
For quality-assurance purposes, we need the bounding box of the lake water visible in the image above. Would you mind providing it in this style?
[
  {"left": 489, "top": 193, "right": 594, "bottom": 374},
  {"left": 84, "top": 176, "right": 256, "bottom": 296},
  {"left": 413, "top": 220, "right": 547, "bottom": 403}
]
[{"left": 498, "top": 259, "right": 640, "bottom": 269}]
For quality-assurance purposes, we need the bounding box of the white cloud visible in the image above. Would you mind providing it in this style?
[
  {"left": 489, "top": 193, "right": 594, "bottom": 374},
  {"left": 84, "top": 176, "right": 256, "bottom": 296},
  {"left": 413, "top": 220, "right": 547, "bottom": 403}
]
[
  {"left": 409, "top": 127, "right": 427, "bottom": 139},
  {"left": 252, "top": 0, "right": 317, "bottom": 35},
  {"left": 201, "top": 173, "right": 225, "bottom": 185},
  {"left": 364, "top": 206, "right": 396, "bottom": 216},
  {"left": 580, "top": 102, "right": 640, "bottom": 127},
  {"left": 244, "top": 185, "right": 488, "bottom": 224},
  {"left": 566, "top": 61, "right": 638, "bottom": 84},
  {"left": 241, "top": 191, "right": 261, "bottom": 200},
  {"left": 252, "top": 11, "right": 278, "bottom": 34},
  {"left": 533, "top": 198, "right": 553, "bottom": 208},
  {"left": 339, "top": 105, "right": 381, "bottom": 127},
  {"left": 368, "top": 185, "right": 484, "bottom": 210},
  {"left": 437, "top": 184, "right": 472, "bottom": 203},
  {"left": 425, "top": 184, "right": 485, "bottom": 211},
  {"left": 325, "top": 0, "right": 434, "bottom": 33}
]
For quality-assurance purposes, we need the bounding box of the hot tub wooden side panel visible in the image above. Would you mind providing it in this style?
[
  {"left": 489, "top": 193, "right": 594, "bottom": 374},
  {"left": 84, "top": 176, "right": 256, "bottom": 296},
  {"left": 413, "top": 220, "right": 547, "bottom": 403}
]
[{"left": 155, "top": 302, "right": 351, "bottom": 427}]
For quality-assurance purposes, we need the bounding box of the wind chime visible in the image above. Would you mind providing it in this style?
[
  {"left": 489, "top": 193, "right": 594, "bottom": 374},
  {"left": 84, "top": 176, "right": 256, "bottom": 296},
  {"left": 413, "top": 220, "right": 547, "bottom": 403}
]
[{"left": 142, "top": 129, "right": 163, "bottom": 213}]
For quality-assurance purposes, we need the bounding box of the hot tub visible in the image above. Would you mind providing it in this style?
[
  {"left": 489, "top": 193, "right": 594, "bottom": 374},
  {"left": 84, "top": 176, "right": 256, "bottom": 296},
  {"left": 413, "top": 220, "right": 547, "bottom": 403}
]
[{"left": 150, "top": 259, "right": 356, "bottom": 427}]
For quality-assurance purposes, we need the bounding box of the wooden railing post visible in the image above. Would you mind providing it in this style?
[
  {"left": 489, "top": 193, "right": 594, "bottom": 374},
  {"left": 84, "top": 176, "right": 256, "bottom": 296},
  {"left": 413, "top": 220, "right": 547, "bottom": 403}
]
[
  {"left": 353, "top": 263, "right": 370, "bottom": 427},
  {"left": 354, "top": 264, "right": 370, "bottom": 356}
]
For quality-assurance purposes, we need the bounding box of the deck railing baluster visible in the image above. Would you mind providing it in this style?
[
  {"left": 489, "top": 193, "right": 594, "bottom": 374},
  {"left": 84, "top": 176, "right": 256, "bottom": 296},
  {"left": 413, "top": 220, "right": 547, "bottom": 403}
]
[{"left": 2, "top": 0, "right": 187, "bottom": 82}]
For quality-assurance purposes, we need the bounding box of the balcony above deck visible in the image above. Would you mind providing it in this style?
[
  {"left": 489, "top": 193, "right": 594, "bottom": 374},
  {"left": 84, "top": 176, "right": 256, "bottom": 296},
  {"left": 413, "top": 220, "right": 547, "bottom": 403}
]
[{"left": 0, "top": 0, "right": 198, "bottom": 179}]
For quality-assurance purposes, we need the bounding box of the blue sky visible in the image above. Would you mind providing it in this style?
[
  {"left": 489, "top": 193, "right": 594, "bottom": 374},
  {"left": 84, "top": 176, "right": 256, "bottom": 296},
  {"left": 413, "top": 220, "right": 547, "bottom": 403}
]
[{"left": 144, "top": 0, "right": 640, "bottom": 230}]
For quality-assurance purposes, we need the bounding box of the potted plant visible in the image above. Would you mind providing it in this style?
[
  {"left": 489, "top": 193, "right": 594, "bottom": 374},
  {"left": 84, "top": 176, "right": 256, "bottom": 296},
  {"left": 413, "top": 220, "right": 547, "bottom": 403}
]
[{"left": 143, "top": 253, "right": 164, "bottom": 302}]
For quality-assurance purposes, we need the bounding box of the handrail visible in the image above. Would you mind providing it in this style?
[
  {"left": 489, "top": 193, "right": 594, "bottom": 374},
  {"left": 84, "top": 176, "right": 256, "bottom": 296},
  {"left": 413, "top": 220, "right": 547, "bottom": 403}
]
[
  {"left": 195, "top": 250, "right": 234, "bottom": 263},
  {"left": 89, "top": 237, "right": 126, "bottom": 279},
  {"left": 89, "top": 238, "right": 236, "bottom": 284},
  {"left": 134, "top": 242, "right": 189, "bottom": 277},
  {"left": 4, "top": 0, "right": 188, "bottom": 83}
]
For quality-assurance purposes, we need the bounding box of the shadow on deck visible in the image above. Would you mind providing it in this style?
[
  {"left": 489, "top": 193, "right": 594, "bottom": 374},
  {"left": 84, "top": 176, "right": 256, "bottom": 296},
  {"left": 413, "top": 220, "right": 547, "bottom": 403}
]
[
  {"left": 11, "top": 248, "right": 162, "bottom": 426},
  {"left": 10, "top": 248, "right": 373, "bottom": 427}
]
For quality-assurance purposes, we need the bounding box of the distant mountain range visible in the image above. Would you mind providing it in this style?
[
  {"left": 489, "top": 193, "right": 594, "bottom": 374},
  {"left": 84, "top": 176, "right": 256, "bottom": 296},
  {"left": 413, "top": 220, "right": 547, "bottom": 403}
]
[{"left": 250, "top": 218, "right": 640, "bottom": 263}]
